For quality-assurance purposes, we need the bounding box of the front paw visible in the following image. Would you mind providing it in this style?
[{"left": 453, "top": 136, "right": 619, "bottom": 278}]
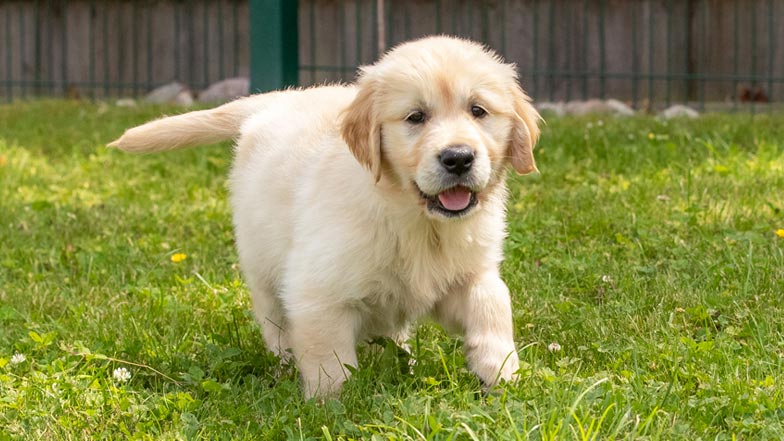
[{"left": 465, "top": 339, "right": 520, "bottom": 390}]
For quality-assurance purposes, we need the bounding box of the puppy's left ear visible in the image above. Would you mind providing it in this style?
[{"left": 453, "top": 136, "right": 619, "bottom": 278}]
[
  {"left": 508, "top": 85, "right": 542, "bottom": 175},
  {"left": 341, "top": 77, "right": 383, "bottom": 182}
]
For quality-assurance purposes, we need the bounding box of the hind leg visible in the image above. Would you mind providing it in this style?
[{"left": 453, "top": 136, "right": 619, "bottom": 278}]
[{"left": 249, "top": 284, "right": 292, "bottom": 361}]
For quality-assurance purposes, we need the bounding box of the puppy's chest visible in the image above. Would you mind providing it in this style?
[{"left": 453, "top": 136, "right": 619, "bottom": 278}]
[{"left": 363, "top": 232, "right": 484, "bottom": 328}]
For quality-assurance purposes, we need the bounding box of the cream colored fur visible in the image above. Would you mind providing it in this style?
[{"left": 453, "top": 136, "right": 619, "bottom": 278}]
[{"left": 110, "top": 36, "right": 541, "bottom": 399}]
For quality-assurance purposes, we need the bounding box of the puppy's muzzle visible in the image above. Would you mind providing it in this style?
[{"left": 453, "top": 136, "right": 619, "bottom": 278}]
[{"left": 439, "top": 145, "right": 475, "bottom": 177}]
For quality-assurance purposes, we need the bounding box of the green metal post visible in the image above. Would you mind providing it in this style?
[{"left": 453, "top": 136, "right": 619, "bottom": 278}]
[{"left": 249, "top": 0, "right": 298, "bottom": 93}]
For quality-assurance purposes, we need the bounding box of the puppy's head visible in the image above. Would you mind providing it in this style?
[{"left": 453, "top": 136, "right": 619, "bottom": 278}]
[{"left": 342, "top": 36, "right": 541, "bottom": 220}]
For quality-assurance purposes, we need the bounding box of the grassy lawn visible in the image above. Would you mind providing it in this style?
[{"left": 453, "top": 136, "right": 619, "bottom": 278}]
[{"left": 1, "top": 100, "right": 783, "bottom": 439}]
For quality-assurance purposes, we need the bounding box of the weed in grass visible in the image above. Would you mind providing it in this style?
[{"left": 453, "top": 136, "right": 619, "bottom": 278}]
[{"left": 1, "top": 101, "right": 783, "bottom": 438}]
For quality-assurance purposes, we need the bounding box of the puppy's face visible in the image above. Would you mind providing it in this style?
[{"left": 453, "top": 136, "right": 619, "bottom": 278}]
[{"left": 342, "top": 37, "right": 540, "bottom": 220}]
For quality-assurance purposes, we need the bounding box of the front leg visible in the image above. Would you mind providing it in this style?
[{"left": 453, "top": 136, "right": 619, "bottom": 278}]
[
  {"left": 287, "top": 302, "right": 360, "bottom": 399},
  {"left": 433, "top": 270, "right": 520, "bottom": 389}
]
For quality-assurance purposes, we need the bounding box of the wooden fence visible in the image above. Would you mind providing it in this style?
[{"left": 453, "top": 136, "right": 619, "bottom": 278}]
[{"left": 1, "top": 0, "right": 781, "bottom": 108}]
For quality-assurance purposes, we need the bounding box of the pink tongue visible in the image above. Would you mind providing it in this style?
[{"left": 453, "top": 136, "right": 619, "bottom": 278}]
[{"left": 437, "top": 187, "right": 472, "bottom": 211}]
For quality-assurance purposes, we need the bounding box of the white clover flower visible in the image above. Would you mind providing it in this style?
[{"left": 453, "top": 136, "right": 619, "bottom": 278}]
[
  {"left": 548, "top": 342, "right": 562, "bottom": 352},
  {"left": 112, "top": 367, "right": 131, "bottom": 383},
  {"left": 10, "top": 353, "right": 26, "bottom": 365},
  {"left": 601, "top": 275, "right": 613, "bottom": 284}
]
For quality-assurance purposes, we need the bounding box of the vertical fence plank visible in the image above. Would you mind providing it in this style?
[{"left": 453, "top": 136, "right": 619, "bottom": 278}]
[
  {"left": 203, "top": 1, "right": 210, "bottom": 89},
  {"left": 62, "top": 0, "right": 68, "bottom": 94},
  {"left": 341, "top": 1, "right": 348, "bottom": 71},
  {"left": 631, "top": 2, "right": 639, "bottom": 107},
  {"left": 47, "top": 0, "right": 53, "bottom": 95},
  {"left": 234, "top": 1, "right": 239, "bottom": 77},
  {"left": 532, "top": 1, "right": 539, "bottom": 97},
  {"left": 598, "top": 0, "right": 606, "bottom": 99},
  {"left": 666, "top": 0, "right": 672, "bottom": 107},
  {"left": 385, "top": 0, "right": 392, "bottom": 48},
  {"left": 767, "top": 0, "right": 773, "bottom": 103},
  {"left": 750, "top": 0, "right": 758, "bottom": 113},
  {"left": 132, "top": 1, "right": 138, "bottom": 96},
  {"left": 703, "top": 0, "right": 710, "bottom": 110},
  {"left": 481, "top": 1, "right": 490, "bottom": 44},
  {"left": 188, "top": 2, "right": 195, "bottom": 88},
  {"left": 685, "top": 0, "right": 693, "bottom": 104},
  {"left": 647, "top": 1, "right": 654, "bottom": 109},
  {"left": 750, "top": 1, "right": 757, "bottom": 83},
  {"left": 499, "top": 0, "right": 506, "bottom": 56},
  {"left": 102, "top": 2, "right": 108, "bottom": 97},
  {"left": 309, "top": 0, "right": 315, "bottom": 84},
  {"left": 732, "top": 0, "right": 738, "bottom": 110},
  {"left": 435, "top": 0, "right": 442, "bottom": 34},
  {"left": 146, "top": 3, "right": 153, "bottom": 93},
  {"left": 564, "top": 2, "right": 571, "bottom": 101},
  {"left": 4, "top": 5, "right": 10, "bottom": 101},
  {"left": 547, "top": 0, "right": 555, "bottom": 102},
  {"left": 581, "top": 0, "right": 588, "bottom": 100},
  {"left": 88, "top": 1, "right": 95, "bottom": 98},
  {"left": 174, "top": 2, "right": 181, "bottom": 82},
  {"left": 20, "top": 3, "right": 27, "bottom": 98},
  {"left": 355, "top": 0, "right": 362, "bottom": 70},
  {"left": 218, "top": 0, "right": 225, "bottom": 81},
  {"left": 371, "top": 0, "right": 378, "bottom": 59}
]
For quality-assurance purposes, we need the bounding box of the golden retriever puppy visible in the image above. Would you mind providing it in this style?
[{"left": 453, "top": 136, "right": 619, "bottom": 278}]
[{"left": 110, "top": 36, "right": 541, "bottom": 399}]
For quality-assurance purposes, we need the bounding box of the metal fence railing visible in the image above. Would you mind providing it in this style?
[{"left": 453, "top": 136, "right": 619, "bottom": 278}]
[{"left": 1, "top": 0, "right": 781, "bottom": 112}]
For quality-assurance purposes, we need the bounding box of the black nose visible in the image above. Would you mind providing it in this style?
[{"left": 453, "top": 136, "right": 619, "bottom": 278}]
[{"left": 439, "top": 146, "right": 475, "bottom": 176}]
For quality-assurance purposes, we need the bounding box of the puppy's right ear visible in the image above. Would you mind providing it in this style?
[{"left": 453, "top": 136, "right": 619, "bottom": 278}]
[{"left": 341, "top": 78, "right": 382, "bottom": 182}]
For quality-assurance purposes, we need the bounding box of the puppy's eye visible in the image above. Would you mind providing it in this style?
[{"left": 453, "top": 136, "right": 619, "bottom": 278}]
[
  {"left": 406, "top": 111, "right": 426, "bottom": 124},
  {"left": 470, "top": 105, "right": 487, "bottom": 118}
]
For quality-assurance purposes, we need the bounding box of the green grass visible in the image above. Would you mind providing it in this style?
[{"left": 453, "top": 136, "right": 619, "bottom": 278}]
[{"left": 1, "top": 100, "right": 783, "bottom": 439}]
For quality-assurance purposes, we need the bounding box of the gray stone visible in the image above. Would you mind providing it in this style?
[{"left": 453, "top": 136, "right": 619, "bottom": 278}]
[
  {"left": 564, "top": 99, "right": 635, "bottom": 116},
  {"left": 198, "top": 77, "right": 250, "bottom": 104},
  {"left": 659, "top": 104, "right": 699, "bottom": 119},
  {"left": 145, "top": 82, "right": 192, "bottom": 105}
]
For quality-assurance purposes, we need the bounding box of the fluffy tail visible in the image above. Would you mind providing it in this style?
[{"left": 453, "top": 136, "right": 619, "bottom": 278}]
[{"left": 108, "top": 95, "right": 263, "bottom": 153}]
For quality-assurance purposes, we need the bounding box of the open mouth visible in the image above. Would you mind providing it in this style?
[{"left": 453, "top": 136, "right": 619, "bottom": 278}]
[{"left": 418, "top": 185, "right": 478, "bottom": 218}]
